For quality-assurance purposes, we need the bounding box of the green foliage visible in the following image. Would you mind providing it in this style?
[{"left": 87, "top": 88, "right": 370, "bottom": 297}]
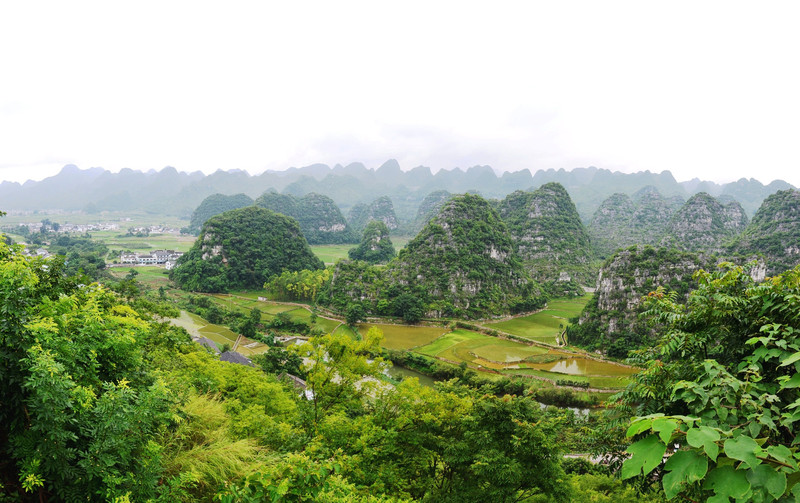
[
  {"left": 0, "top": 239, "right": 183, "bottom": 501},
  {"left": 569, "top": 245, "right": 712, "bottom": 357},
  {"left": 617, "top": 263, "right": 800, "bottom": 501},
  {"left": 348, "top": 220, "right": 396, "bottom": 264},
  {"left": 158, "top": 394, "right": 264, "bottom": 502},
  {"left": 187, "top": 193, "right": 254, "bottom": 234},
  {"left": 389, "top": 193, "right": 543, "bottom": 319},
  {"left": 255, "top": 192, "right": 358, "bottom": 244},
  {"left": 171, "top": 206, "right": 323, "bottom": 292},
  {"left": 265, "top": 268, "right": 332, "bottom": 301},
  {"left": 345, "top": 303, "right": 366, "bottom": 326},
  {"left": 730, "top": 188, "right": 800, "bottom": 275},
  {"left": 253, "top": 346, "right": 304, "bottom": 378}
]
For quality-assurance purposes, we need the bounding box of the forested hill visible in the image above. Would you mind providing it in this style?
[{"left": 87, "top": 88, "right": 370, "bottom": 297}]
[
  {"left": 254, "top": 192, "right": 357, "bottom": 244},
  {"left": 187, "top": 193, "right": 254, "bottom": 234},
  {"left": 497, "top": 183, "right": 593, "bottom": 286},
  {"left": 347, "top": 196, "right": 399, "bottom": 233},
  {"left": 660, "top": 192, "right": 748, "bottom": 253},
  {"left": 171, "top": 206, "right": 323, "bottom": 292},
  {"left": 588, "top": 187, "right": 684, "bottom": 258},
  {"left": 321, "top": 193, "right": 544, "bottom": 320},
  {"left": 729, "top": 189, "right": 800, "bottom": 275},
  {"left": 0, "top": 161, "right": 792, "bottom": 221}
]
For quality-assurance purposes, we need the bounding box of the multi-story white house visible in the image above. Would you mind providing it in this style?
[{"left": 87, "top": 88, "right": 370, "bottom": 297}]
[{"left": 119, "top": 250, "right": 183, "bottom": 266}]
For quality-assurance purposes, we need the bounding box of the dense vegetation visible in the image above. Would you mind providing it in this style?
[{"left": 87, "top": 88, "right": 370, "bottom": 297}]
[
  {"left": 347, "top": 220, "right": 396, "bottom": 264},
  {"left": 254, "top": 191, "right": 358, "bottom": 244},
  {"left": 171, "top": 206, "right": 323, "bottom": 292},
  {"left": 320, "top": 194, "right": 545, "bottom": 320},
  {"left": 569, "top": 245, "right": 713, "bottom": 357},
  {"left": 617, "top": 263, "right": 800, "bottom": 501},
  {"left": 347, "top": 196, "right": 398, "bottom": 233},
  {"left": 498, "top": 183, "right": 593, "bottom": 286},
  {"left": 4, "top": 237, "right": 624, "bottom": 502},
  {"left": 730, "top": 188, "right": 800, "bottom": 275},
  {"left": 186, "top": 193, "right": 254, "bottom": 234}
]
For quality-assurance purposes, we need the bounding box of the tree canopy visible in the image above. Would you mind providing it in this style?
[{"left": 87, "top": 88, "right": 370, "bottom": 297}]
[{"left": 171, "top": 206, "right": 323, "bottom": 292}]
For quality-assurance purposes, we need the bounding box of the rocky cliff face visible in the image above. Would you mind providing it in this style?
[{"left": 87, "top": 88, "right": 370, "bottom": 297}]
[
  {"left": 661, "top": 192, "right": 748, "bottom": 253},
  {"left": 730, "top": 189, "right": 800, "bottom": 275},
  {"left": 571, "top": 246, "right": 712, "bottom": 357},
  {"left": 255, "top": 192, "right": 357, "bottom": 244},
  {"left": 589, "top": 187, "right": 683, "bottom": 258},
  {"left": 498, "top": 182, "right": 593, "bottom": 285},
  {"left": 347, "top": 196, "right": 399, "bottom": 232}
]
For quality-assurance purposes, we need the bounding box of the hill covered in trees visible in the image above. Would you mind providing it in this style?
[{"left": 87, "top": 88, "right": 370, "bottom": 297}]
[
  {"left": 588, "top": 187, "right": 684, "bottom": 257},
  {"left": 569, "top": 246, "right": 714, "bottom": 357},
  {"left": 347, "top": 196, "right": 399, "bottom": 233},
  {"left": 404, "top": 189, "right": 452, "bottom": 235},
  {"left": 348, "top": 220, "right": 396, "bottom": 264},
  {"left": 171, "top": 206, "right": 323, "bottom": 292},
  {"left": 729, "top": 189, "right": 800, "bottom": 275},
  {"left": 497, "top": 183, "right": 593, "bottom": 287},
  {"left": 254, "top": 192, "right": 357, "bottom": 244},
  {"left": 186, "top": 192, "right": 254, "bottom": 234},
  {"left": 660, "top": 192, "right": 748, "bottom": 253},
  {"left": 321, "top": 194, "right": 543, "bottom": 320}
]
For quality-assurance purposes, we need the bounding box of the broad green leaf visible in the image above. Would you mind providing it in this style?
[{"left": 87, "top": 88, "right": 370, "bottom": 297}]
[
  {"left": 652, "top": 417, "right": 679, "bottom": 444},
  {"left": 703, "top": 465, "right": 751, "bottom": 501},
  {"left": 626, "top": 418, "right": 655, "bottom": 438},
  {"left": 724, "top": 436, "right": 761, "bottom": 470},
  {"left": 686, "top": 426, "right": 721, "bottom": 462},
  {"left": 621, "top": 434, "right": 666, "bottom": 480},
  {"left": 780, "top": 373, "right": 800, "bottom": 389},
  {"left": 779, "top": 351, "right": 800, "bottom": 367},
  {"left": 747, "top": 463, "right": 787, "bottom": 499},
  {"left": 662, "top": 450, "right": 708, "bottom": 499},
  {"left": 765, "top": 445, "right": 798, "bottom": 470}
]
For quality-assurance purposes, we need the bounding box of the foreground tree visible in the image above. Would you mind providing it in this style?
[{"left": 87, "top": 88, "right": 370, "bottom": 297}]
[
  {"left": 618, "top": 263, "right": 800, "bottom": 501},
  {"left": 0, "top": 240, "right": 179, "bottom": 501}
]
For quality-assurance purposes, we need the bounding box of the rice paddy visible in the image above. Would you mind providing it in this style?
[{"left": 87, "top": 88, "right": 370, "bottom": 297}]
[
  {"left": 170, "top": 310, "right": 270, "bottom": 356},
  {"left": 355, "top": 323, "right": 447, "bottom": 350},
  {"left": 486, "top": 296, "right": 591, "bottom": 344}
]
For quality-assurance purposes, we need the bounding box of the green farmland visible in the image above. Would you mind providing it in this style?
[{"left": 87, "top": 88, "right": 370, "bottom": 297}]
[{"left": 486, "top": 296, "right": 590, "bottom": 344}]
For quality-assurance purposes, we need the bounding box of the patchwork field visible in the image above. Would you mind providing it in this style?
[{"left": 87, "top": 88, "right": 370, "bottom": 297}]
[
  {"left": 356, "top": 323, "right": 447, "bottom": 350},
  {"left": 170, "top": 310, "right": 270, "bottom": 356},
  {"left": 486, "top": 296, "right": 591, "bottom": 344}
]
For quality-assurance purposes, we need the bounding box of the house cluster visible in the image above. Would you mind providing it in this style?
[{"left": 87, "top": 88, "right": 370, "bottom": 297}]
[{"left": 119, "top": 249, "right": 183, "bottom": 269}]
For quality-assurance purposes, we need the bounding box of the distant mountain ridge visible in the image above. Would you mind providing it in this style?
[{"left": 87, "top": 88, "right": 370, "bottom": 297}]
[{"left": 0, "top": 161, "right": 793, "bottom": 223}]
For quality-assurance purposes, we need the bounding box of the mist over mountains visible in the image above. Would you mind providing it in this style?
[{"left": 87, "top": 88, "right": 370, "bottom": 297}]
[{"left": 0, "top": 160, "right": 793, "bottom": 222}]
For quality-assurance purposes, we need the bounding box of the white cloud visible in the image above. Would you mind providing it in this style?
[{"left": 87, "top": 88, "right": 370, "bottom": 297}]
[{"left": 1, "top": 1, "right": 798, "bottom": 186}]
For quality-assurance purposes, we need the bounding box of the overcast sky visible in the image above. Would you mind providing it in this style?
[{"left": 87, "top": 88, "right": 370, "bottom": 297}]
[{"left": 1, "top": 1, "right": 799, "bottom": 186}]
